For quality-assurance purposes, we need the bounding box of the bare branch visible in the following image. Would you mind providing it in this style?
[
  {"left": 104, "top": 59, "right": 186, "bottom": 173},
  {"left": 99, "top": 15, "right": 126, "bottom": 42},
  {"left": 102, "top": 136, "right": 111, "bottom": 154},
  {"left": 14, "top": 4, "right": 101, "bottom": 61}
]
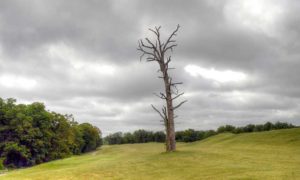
[
  {"left": 146, "top": 57, "right": 157, "bottom": 62},
  {"left": 156, "top": 26, "right": 163, "bottom": 54},
  {"left": 155, "top": 26, "right": 161, "bottom": 33},
  {"left": 137, "top": 40, "right": 157, "bottom": 61},
  {"left": 172, "top": 92, "right": 184, "bottom": 100},
  {"left": 153, "top": 92, "right": 167, "bottom": 100},
  {"left": 165, "top": 44, "right": 177, "bottom": 52},
  {"left": 171, "top": 82, "right": 183, "bottom": 86},
  {"left": 139, "top": 39, "right": 152, "bottom": 49},
  {"left": 145, "top": 38, "right": 161, "bottom": 58},
  {"left": 166, "top": 56, "right": 171, "bottom": 66},
  {"left": 160, "top": 92, "right": 167, "bottom": 99},
  {"left": 163, "top": 24, "right": 180, "bottom": 51},
  {"left": 149, "top": 28, "right": 159, "bottom": 36},
  {"left": 171, "top": 84, "right": 179, "bottom": 95},
  {"left": 151, "top": 104, "right": 165, "bottom": 120},
  {"left": 173, "top": 100, "right": 188, "bottom": 110},
  {"left": 169, "top": 77, "right": 180, "bottom": 95}
]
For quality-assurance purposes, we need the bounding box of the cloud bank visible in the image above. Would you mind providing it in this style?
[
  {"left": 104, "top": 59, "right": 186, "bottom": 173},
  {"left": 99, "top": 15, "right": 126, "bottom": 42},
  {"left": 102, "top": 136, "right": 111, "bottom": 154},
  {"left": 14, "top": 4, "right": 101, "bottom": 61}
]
[{"left": 0, "top": 0, "right": 300, "bottom": 135}]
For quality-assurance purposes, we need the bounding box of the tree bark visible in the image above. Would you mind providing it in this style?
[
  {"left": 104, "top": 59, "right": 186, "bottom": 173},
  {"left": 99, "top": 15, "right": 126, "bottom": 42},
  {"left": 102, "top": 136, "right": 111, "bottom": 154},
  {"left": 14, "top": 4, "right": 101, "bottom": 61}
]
[{"left": 161, "top": 64, "right": 176, "bottom": 151}]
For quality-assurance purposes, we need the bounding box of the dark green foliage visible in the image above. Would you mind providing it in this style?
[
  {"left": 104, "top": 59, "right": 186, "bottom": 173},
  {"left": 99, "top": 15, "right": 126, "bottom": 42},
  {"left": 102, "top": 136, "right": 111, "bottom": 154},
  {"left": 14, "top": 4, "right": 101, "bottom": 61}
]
[
  {"left": 204, "top": 130, "right": 217, "bottom": 138},
  {"left": 104, "top": 132, "right": 123, "bottom": 145},
  {"left": 243, "top": 124, "right": 256, "bottom": 132},
  {"left": 122, "top": 132, "right": 135, "bottom": 144},
  {"left": 263, "top": 122, "right": 273, "bottom": 131},
  {"left": 153, "top": 131, "right": 166, "bottom": 142},
  {"left": 273, "top": 122, "right": 293, "bottom": 129},
  {"left": 176, "top": 129, "right": 216, "bottom": 142},
  {"left": 217, "top": 125, "right": 236, "bottom": 133},
  {"left": 104, "top": 129, "right": 215, "bottom": 144},
  {"left": 2, "top": 142, "right": 30, "bottom": 168},
  {"left": 176, "top": 129, "right": 198, "bottom": 142},
  {"left": 104, "top": 121, "right": 296, "bottom": 145},
  {"left": 133, "top": 129, "right": 153, "bottom": 143},
  {"left": 0, "top": 98, "right": 102, "bottom": 169},
  {"left": 177, "top": 121, "right": 294, "bottom": 143},
  {"left": 71, "top": 125, "right": 85, "bottom": 155},
  {"left": 254, "top": 124, "right": 264, "bottom": 132},
  {"left": 104, "top": 130, "right": 166, "bottom": 145},
  {"left": 233, "top": 127, "right": 244, "bottom": 134},
  {"left": 225, "top": 122, "right": 295, "bottom": 134},
  {"left": 78, "top": 123, "right": 102, "bottom": 153},
  {"left": 0, "top": 158, "right": 3, "bottom": 170}
]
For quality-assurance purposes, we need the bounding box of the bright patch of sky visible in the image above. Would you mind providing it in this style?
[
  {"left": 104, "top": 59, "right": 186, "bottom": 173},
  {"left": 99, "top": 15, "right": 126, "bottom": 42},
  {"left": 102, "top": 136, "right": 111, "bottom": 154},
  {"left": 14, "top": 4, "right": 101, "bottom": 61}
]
[
  {"left": 0, "top": 74, "right": 37, "bottom": 90},
  {"left": 185, "top": 65, "right": 247, "bottom": 83},
  {"left": 224, "top": 0, "right": 283, "bottom": 36},
  {"left": 47, "top": 43, "right": 116, "bottom": 76}
]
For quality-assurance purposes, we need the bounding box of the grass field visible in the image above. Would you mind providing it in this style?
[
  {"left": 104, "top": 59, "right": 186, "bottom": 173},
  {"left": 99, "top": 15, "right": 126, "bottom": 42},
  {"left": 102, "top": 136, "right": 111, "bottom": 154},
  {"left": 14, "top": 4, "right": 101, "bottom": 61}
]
[{"left": 1, "top": 128, "right": 300, "bottom": 180}]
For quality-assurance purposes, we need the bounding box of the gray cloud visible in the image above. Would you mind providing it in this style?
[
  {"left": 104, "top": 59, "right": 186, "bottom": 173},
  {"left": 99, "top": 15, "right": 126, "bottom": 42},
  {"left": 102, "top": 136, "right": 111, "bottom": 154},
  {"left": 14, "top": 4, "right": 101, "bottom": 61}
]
[{"left": 0, "top": 0, "right": 300, "bottom": 135}]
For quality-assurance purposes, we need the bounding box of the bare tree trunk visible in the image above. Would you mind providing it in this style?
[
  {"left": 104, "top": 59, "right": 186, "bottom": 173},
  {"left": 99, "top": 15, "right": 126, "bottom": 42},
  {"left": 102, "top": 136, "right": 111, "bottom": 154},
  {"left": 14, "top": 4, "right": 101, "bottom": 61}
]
[
  {"left": 163, "top": 69, "right": 175, "bottom": 151},
  {"left": 138, "top": 25, "right": 186, "bottom": 152}
]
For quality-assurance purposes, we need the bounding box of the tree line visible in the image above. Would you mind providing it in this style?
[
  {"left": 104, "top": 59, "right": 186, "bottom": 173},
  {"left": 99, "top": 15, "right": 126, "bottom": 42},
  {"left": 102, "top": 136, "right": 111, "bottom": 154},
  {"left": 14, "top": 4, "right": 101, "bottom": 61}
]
[
  {"left": 217, "top": 121, "right": 295, "bottom": 134},
  {"left": 105, "top": 121, "right": 296, "bottom": 145},
  {"left": 0, "top": 98, "right": 102, "bottom": 169},
  {"left": 104, "top": 130, "right": 166, "bottom": 145}
]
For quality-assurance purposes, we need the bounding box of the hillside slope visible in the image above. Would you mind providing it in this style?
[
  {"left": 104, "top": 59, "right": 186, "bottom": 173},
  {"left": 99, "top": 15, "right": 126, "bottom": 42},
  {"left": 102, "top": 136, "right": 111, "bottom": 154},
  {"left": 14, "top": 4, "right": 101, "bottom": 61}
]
[{"left": 2, "top": 128, "right": 300, "bottom": 180}]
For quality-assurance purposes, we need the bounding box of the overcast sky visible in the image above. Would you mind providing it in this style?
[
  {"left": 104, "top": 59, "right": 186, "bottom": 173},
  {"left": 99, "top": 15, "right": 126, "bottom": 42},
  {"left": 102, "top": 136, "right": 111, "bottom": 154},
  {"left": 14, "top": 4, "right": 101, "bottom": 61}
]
[{"left": 0, "top": 0, "right": 300, "bottom": 135}]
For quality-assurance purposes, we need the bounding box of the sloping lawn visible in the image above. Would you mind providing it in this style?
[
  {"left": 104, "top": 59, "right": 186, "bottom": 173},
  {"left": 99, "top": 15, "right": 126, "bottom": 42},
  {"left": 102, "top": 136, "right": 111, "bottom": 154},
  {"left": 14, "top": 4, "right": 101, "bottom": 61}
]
[{"left": 2, "top": 128, "right": 300, "bottom": 179}]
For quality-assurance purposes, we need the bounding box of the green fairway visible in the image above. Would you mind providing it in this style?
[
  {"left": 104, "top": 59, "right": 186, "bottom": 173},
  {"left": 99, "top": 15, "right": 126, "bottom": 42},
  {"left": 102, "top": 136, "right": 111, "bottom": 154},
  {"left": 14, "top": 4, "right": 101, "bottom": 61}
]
[{"left": 2, "top": 128, "right": 300, "bottom": 180}]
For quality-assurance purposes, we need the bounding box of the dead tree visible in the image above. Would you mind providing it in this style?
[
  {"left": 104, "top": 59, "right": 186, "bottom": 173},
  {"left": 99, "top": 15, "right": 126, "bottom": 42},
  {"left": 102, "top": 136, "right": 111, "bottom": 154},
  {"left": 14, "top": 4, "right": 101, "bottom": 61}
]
[{"left": 138, "top": 25, "right": 186, "bottom": 152}]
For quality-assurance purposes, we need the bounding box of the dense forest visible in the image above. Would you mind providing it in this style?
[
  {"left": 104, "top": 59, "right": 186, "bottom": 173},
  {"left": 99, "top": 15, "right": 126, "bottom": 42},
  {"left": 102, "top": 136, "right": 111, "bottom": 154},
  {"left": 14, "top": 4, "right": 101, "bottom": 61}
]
[
  {"left": 0, "top": 98, "right": 102, "bottom": 169},
  {"left": 104, "top": 121, "right": 296, "bottom": 145}
]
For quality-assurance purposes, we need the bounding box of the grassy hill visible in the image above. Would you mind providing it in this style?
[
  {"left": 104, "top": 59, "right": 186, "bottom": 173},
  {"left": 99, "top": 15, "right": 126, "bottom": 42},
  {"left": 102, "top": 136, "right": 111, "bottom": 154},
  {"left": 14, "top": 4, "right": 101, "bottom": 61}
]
[{"left": 1, "top": 128, "right": 300, "bottom": 180}]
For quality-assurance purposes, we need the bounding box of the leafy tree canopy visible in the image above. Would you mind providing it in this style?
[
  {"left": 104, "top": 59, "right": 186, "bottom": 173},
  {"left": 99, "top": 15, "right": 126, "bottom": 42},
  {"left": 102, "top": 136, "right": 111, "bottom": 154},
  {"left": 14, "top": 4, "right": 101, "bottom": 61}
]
[{"left": 0, "top": 98, "right": 102, "bottom": 168}]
